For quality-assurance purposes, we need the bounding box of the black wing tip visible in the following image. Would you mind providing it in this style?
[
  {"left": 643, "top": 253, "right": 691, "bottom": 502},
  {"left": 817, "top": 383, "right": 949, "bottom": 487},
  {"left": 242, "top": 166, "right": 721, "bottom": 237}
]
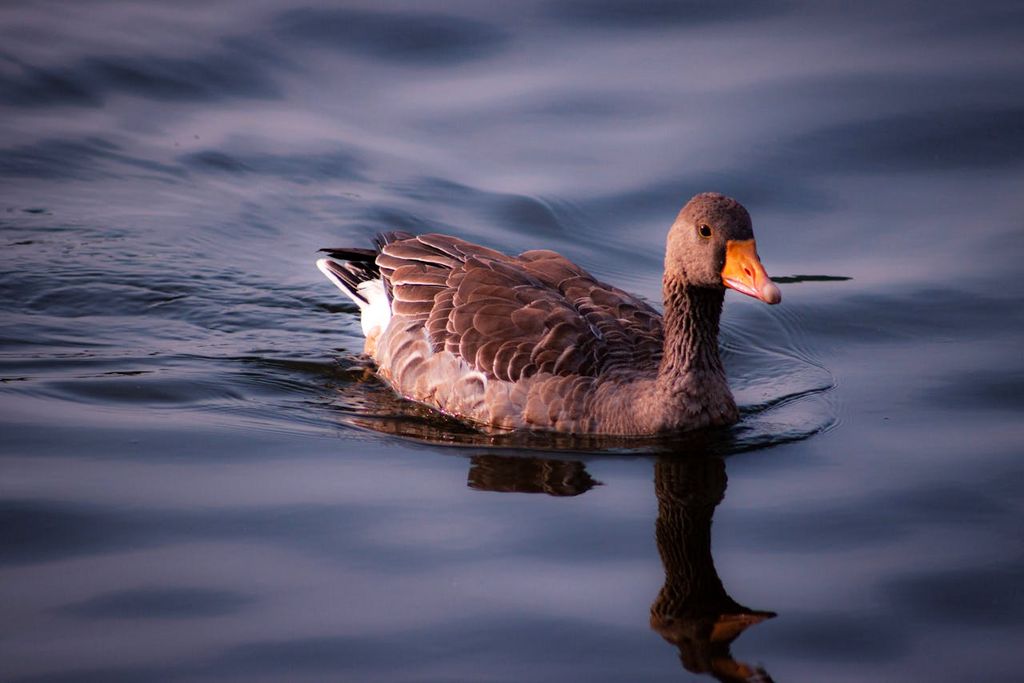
[
  {"left": 317, "top": 258, "right": 373, "bottom": 304},
  {"left": 318, "top": 246, "right": 378, "bottom": 262},
  {"left": 319, "top": 231, "right": 417, "bottom": 259},
  {"left": 319, "top": 231, "right": 418, "bottom": 306}
]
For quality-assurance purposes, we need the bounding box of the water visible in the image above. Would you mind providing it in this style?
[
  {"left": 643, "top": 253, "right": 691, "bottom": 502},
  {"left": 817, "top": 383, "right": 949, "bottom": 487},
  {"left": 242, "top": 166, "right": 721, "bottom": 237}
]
[{"left": 1, "top": 1, "right": 1022, "bottom": 681}]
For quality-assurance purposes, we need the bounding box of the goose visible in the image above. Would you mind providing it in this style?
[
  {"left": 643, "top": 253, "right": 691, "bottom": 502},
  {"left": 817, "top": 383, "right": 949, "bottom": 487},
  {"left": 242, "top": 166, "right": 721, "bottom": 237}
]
[{"left": 316, "top": 192, "right": 780, "bottom": 435}]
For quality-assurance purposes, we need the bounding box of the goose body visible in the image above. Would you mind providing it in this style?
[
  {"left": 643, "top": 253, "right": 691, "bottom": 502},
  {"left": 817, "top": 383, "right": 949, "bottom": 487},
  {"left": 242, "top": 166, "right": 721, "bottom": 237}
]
[{"left": 317, "top": 193, "right": 780, "bottom": 435}]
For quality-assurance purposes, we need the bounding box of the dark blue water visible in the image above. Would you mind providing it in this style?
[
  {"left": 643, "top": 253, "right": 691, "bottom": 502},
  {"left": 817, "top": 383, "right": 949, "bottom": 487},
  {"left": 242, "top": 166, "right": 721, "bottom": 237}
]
[{"left": 2, "top": 1, "right": 1023, "bottom": 681}]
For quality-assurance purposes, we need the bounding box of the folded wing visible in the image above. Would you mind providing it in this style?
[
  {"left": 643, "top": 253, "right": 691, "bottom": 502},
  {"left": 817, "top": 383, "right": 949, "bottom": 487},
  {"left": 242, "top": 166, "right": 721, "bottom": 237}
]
[{"left": 371, "top": 234, "right": 664, "bottom": 382}]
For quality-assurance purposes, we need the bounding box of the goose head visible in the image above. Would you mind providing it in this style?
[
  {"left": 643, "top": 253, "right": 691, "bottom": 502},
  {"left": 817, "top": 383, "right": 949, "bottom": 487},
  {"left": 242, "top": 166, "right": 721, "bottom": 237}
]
[{"left": 665, "top": 193, "right": 781, "bottom": 305}]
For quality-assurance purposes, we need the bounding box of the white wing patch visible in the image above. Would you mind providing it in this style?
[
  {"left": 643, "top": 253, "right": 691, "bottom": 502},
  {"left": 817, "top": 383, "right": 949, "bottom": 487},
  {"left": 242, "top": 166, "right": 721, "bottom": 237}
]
[
  {"left": 316, "top": 258, "right": 392, "bottom": 340},
  {"left": 356, "top": 278, "right": 391, "bottom": 338}
]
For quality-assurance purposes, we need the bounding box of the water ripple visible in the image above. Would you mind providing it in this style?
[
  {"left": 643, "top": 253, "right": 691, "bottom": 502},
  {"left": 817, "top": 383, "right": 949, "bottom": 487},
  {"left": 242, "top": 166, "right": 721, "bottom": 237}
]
[{"left": 273, "top": 8, "right": 508, "bottom": 64}]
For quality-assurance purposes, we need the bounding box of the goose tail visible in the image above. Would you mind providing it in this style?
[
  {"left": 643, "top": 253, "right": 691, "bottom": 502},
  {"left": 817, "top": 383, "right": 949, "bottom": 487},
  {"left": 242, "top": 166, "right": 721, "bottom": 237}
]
[{"left": 316, "top": 248, "right": 391, "bottom": 342}]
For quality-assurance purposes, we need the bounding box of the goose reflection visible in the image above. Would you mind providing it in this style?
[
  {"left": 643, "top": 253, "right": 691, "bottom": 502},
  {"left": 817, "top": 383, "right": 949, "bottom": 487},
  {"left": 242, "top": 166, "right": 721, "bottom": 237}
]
[
  {"left": 467, "top": 454, "right": 599, "bottom": 496},
  {"left": 650, "top": 456, "right": 775, "bottom": 682},
  {"left": 467, "top": 452, "right": 774, "bottom": 682}
]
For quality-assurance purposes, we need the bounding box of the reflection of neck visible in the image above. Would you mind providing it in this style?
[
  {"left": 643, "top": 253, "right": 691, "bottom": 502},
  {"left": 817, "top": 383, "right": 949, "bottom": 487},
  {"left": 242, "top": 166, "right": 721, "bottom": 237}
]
[
  {"left": 649, "top": 457, "right": 775, "bottom": 683},
  {"left": 651, "top": 457, "right": 742, "bottom": 619}
]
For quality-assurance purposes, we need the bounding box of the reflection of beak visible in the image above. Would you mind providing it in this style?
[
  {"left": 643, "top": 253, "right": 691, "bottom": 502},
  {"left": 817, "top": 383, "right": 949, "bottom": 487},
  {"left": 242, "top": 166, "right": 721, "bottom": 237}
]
[{"left": 722, "top": 239, "right": 781, "bottom": 304}]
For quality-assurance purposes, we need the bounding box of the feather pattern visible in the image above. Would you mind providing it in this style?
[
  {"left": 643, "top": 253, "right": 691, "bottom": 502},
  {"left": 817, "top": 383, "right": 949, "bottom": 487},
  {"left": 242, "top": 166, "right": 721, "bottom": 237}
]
[{"left": 379, "top": 234, "right": 663, "bottom": 383}]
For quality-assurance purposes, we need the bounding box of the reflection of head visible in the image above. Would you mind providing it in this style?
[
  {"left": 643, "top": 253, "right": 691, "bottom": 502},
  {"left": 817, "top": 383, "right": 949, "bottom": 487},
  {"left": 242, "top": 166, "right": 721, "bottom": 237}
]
[
  {"left": 650, "top": 457, "right": 775, "bottom": 683},
  {"left": 467, "top": 454, "right": 599, "bottom": 496}
]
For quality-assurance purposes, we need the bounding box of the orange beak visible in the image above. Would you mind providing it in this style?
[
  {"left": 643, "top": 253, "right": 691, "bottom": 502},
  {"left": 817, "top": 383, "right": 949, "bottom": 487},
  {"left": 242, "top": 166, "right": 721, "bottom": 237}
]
[{"left": 722, "top": 239, "right": 781, "bottom": 304}]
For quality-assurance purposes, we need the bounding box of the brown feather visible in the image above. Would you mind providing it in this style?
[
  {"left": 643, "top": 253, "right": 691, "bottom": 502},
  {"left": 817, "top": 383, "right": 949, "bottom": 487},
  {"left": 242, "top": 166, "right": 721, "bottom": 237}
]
[
  {"left": 391, "top": 299, "right": 433, "bottom": 318},
  {"left": 417, "top": 233, "right": 508, "bottom": 262},
  {"left": 509, "top": 306, "right": 548, "bottom": 336},
  {"left": 382, "top": 241, "right": 460, "bottom": 269},
  {"left": 473, "top": 302, "right": 521, "bottom": 337},
  {"left": 391, "top": 263, "right": 449, "bottom": 287}
]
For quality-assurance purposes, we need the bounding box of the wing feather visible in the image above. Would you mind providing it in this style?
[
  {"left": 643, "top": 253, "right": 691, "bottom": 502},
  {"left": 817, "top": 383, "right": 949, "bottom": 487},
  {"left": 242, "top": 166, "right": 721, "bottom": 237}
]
[{"left": 369, "top": 232, "right": 664, "bottom": 381}]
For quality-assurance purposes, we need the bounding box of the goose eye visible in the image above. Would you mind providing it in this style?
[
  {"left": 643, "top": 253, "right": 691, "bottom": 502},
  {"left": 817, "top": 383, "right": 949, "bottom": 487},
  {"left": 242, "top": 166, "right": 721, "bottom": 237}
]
[{"left": 698, "top": 224, "right": 712, "bottom": 238}]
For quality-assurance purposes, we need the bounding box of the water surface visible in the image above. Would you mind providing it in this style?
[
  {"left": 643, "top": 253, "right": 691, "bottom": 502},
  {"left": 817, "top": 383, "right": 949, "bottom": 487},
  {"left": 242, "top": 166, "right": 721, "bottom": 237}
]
[{"left": 1, "top": 1, "right": 1023, "bottom": 681}]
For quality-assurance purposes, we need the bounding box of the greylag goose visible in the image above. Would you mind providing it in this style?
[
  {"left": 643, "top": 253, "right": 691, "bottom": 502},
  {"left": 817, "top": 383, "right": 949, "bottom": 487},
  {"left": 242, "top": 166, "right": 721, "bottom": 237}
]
[{"left": 317, "top": 192, "right": 780, "bottom": 435}]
